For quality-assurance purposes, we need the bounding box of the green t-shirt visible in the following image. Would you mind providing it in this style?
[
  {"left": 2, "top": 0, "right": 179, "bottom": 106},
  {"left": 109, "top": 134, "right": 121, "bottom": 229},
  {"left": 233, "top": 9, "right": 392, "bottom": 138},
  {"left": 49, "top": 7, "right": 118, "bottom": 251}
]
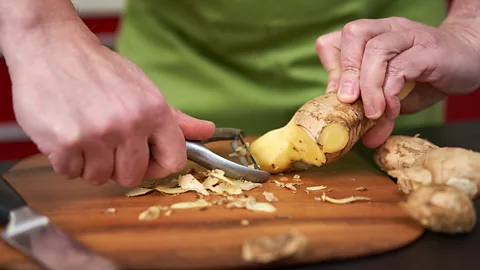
[{"left": 116, "top": 0, "right": 447, "bottom": 135}]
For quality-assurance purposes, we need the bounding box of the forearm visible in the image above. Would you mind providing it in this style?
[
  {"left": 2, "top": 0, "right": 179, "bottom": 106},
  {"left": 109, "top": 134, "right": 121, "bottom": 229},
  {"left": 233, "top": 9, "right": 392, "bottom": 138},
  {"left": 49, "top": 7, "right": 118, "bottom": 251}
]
[
  {"left": 442, "top": 0, "right": 480, "bottom": 30},
  {"left": 0, "top": 0, "right": 80, "bottom": 30},
  {"left": 446, "top": 0, "right": 480, "bottom": 19},
  {"left": 436, "top": 0, "right": 480, "bottom": 55},
  {"left": 0, "top": 0, "right": 97, "bottom": 63}
]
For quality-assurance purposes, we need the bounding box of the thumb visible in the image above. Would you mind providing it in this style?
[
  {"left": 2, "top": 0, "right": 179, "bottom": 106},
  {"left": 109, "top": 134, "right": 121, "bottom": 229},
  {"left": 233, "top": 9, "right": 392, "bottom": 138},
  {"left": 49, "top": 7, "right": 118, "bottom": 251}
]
[{"left": 170, "top": 106, "right": 216, "bottom": 140}]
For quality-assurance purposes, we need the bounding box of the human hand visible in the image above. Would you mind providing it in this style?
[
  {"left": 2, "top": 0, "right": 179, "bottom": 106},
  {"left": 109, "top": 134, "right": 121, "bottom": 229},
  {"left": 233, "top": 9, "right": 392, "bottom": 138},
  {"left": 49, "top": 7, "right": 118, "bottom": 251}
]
[
  {"left": 6, "top": 24, "right": 215, "bottom": 187},
  {"left": 315, "top": 17, "right": 480, "bottom": 148}
]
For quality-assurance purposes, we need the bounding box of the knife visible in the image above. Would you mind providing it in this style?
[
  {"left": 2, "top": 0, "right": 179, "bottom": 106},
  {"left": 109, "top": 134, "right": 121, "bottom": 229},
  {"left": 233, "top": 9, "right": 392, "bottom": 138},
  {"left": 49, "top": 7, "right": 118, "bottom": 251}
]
[{"left": 0, "top": 175, "right": 122, "bottom": 270}]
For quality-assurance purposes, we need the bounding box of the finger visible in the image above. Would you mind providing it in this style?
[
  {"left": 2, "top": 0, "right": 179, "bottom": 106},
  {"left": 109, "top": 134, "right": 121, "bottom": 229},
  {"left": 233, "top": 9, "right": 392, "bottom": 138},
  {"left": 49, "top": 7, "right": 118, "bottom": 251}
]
[
  {"left": 382, "top": 41, "right": 441, "bottom": 116},
  {"left": 359, "top": 31, "right": 416, "bottom": 120},
  {"left": 361, "top": 116, "right": 395, "bottom": 149},
  {"left": 48, "top": 148, "right": 85, "bottom": 179},
  {"left": 399, "top": 82, "right": 447, "bottom": 114},
  {"left": 316, "top": 31, "right": 342, "bottom": 94},
  {"left": 81, "top": 142, "right": 115, "bottom": 186},
  {"left": 170, "top": 106, "right": 216, "bottom": 140},
  {"left": 338, "top": 19, "right": 395, "bottom": 103},
  {"left": 112, "top": 136, "right": 149, "bottom": 187},
  {"left": 144, "top": 107, "right": 187, "bottom": 180},
  {"left": 382, "top": 46, "right": 424, "bottom": 120}
]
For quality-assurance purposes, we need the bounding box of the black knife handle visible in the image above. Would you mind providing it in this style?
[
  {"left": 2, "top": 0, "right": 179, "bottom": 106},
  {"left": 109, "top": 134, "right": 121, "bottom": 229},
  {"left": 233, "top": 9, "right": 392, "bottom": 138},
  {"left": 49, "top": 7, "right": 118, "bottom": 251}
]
[{"left": 0, "top": 175, "right": 26, "bottom": 225}]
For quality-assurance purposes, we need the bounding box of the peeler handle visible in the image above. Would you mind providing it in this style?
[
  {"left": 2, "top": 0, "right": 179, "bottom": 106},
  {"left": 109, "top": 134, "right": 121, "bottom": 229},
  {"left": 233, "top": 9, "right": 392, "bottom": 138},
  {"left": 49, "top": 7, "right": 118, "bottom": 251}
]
[
  {"left": 186, "top": 141, "right": 270, "bottom": 183},
  {"left": 201, "top": 128, "right": 245, "bottom": 144}
]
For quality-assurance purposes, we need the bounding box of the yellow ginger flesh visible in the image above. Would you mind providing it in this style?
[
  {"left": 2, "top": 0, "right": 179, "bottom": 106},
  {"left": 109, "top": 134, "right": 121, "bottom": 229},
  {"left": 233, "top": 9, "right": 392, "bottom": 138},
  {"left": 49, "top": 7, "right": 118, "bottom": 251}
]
[{"left": 250, "top": 81, "right": 416, "bottom": 173}]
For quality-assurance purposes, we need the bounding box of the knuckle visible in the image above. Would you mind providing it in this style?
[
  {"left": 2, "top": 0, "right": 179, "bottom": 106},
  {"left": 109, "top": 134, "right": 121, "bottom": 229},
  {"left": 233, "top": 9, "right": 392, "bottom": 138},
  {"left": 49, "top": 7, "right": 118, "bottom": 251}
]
[
  {"left": 147, "top": 92, "right": 167, "bottom": 109},
  {"left": 86, "top": 120, "right": 113, "bottom": 139},
  {"left": 82, "top": 173, "right": 97, "bottom": 184},
  {"left": 162, "top": 157, "right": 187, "bottom": 175},
  {"left": 55, "top": 130, "right": 81, "bottom": 150},
  {"left": 86, "top": 124, "right": 123, "bottom": 146},
  {"left": 87, "top": 112, "right": 136, "bottom": 141},
  {"left": 168, "top": 106, "right": 182, "bottom": 117},
  {"left": 116, "top": 110, "right": 144, "bottom": 135},
  {"left": 83, "top": 171, "right": 110, "bottom": 186},
  {"left": 114, "top": 170, "right": 144, "bottom": 187},
  {"left": 327, "top": 72, "right": 341, "bottom": 82},
  {"left": 342, "top": 20, "right": 369, "bottom": 39},
  {"left": 51, "top": 162, "right": 69, "bottom": 176},
  {"left": 387, "top": 59, "right": 408, "bottom": 79},
  {"left": 316, "top": 34, "right": 332, "bottom": 50},
  {"left": 144, "top": 95, "right": 169, "bottom": 118},
  {"left": 341, "top": 55, "right": 360, "bottom": 73},
  {"left": 386, "top": 65, "right": 403, "bottom": 79},
  {"left": 389, "top": 16, "right": 411, "bottom": 25}
]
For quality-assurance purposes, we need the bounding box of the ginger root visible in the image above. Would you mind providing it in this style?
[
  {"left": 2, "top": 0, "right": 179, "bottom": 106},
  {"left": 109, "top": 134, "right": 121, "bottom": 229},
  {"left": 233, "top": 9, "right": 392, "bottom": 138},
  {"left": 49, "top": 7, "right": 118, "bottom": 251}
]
[
  {"left": 374, "top": 135, "right": 439, "bottom": 171},
  {"left": 242, "top": 229, "right": 308, "bottom": 263},
  {"left": 249, "top": 81, "right": 416, "bottom": 173},
  {"left": 400, "top": 185, "right": 476, "bottom": 234},
  {"left": 374, "top": 135, "right": 480, "bottom": 199},
  {"left": 375, "top": 135, "right": 479, "bottom": 234}
]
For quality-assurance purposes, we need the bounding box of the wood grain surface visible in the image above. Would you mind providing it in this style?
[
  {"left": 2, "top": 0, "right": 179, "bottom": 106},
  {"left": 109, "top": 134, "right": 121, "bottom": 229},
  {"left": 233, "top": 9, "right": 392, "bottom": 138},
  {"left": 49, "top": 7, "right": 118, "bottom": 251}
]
[{"left": 0, "top": 138, "right": 424, "bottom": 270}]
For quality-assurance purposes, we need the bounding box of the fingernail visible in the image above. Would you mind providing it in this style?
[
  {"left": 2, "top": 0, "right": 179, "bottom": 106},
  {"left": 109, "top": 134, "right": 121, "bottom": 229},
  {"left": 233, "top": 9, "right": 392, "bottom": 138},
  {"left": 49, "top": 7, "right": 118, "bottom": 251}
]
[{"left": 338, "top": 81, "right": 353, "bottom": 99}]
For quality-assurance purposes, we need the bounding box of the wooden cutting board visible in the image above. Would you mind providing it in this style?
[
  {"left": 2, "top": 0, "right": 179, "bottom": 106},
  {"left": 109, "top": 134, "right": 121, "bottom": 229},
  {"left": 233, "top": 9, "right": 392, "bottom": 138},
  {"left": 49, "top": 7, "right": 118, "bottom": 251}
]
[{"left": 0, "top": 137, "right": 424, "bottom": 270}]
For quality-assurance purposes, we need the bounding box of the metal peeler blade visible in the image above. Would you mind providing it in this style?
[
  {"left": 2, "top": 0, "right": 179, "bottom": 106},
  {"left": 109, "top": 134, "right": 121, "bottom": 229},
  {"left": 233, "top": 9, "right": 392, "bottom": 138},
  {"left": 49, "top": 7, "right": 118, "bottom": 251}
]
[{"left": 185, "top": 128, "right": 271, "bottom": 183}]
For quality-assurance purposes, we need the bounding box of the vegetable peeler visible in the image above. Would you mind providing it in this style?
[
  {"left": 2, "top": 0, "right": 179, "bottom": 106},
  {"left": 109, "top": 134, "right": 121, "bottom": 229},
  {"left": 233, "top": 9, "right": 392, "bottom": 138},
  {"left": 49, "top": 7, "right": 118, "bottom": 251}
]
[{"left": 186, "top": 128, "right": 271, "bottom": 183}]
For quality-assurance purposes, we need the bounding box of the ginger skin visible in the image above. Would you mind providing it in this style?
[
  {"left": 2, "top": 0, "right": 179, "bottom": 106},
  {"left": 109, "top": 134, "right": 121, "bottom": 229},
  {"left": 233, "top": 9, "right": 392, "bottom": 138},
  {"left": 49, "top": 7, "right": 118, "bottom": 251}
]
[
  {"left": 249, "top": 81, "right": 416, "bottom": 173},
  {"left": 374, "top": 135, "right": 439, "bottom": 172},
  {"left": 390, "top": 148, "right": 480, "bottom": 199},
  {"left": 374, "top": 136, "right": 480, "bottom": 199},
  {"left": 375, "top": 135, "right": 480, "bottom": 235},
  {"left": 400, "top": 185, "right": 476, "bottom": 234}
]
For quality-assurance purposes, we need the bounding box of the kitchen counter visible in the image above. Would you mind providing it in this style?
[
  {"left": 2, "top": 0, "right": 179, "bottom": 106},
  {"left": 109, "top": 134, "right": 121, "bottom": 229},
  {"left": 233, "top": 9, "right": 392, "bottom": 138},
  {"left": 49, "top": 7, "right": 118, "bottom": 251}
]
[{"left": 1, "top": 120, "right": 479, "bottom": 270}]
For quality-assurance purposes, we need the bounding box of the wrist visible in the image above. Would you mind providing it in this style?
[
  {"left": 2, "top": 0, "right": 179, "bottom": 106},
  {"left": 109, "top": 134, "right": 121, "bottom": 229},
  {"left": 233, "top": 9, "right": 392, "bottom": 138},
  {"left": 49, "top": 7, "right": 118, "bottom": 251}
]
[
  {"left": 436, "top": 11, "right": 480, "bottom": 94},
  {"left": 0, "top": 0, "right": 99, "bottom": 65},
  {"left": 1, "top": 22, "right": 100, "bottom": 67},
  {"left": 440, "top": 0, "right": 480, "bottom": 37},
  {"left": 0, "top": 0, "right": 78, "bottom": 39},
  {"left": 439, "top": 1, "right": 480, "bottom": 56},
  {"left": 439, "top": 18, "right": 480, "bottom": 57}
]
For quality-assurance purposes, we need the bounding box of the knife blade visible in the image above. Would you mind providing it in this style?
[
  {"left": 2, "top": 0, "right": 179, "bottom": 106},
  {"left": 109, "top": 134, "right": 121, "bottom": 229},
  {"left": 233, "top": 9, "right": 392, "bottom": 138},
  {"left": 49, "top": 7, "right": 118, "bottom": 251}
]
[{"left": 0, "top": 175, "right": 122, "bottom": 270}]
